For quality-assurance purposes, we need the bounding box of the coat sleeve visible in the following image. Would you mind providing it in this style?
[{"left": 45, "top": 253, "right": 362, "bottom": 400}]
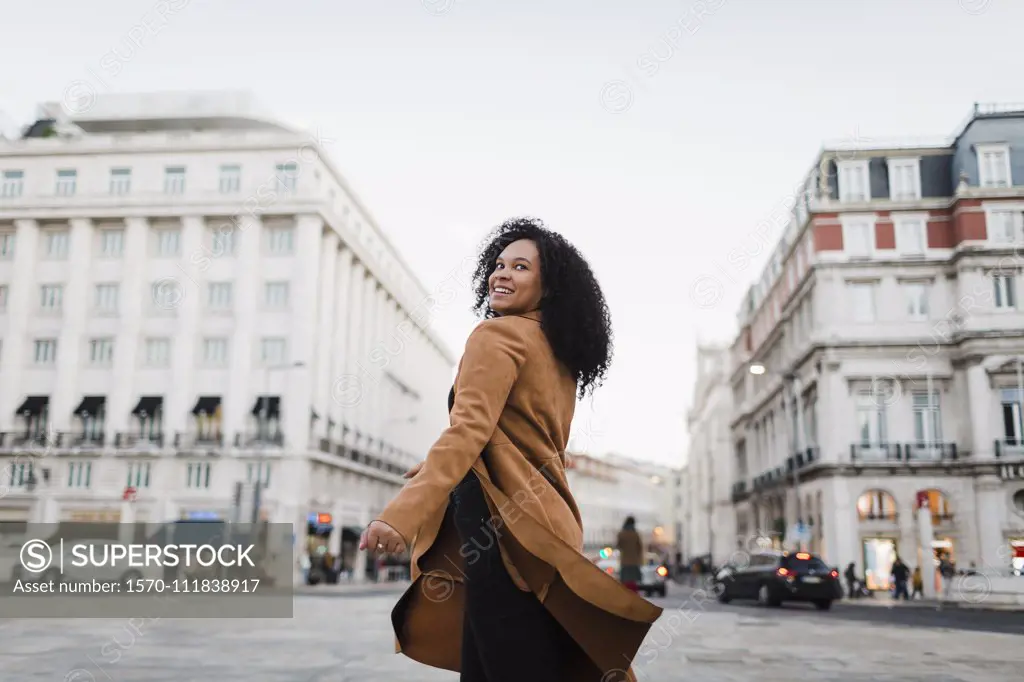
[{"left": 376, "top": 318, "right": 530, "bottom": 547}]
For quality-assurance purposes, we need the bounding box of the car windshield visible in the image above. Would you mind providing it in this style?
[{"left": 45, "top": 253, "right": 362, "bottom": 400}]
[{"left": 781, "top": 554, "right": 830, "bottom": 573}]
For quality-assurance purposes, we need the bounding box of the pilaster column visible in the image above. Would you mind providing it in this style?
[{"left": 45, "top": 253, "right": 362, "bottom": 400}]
[
  {"left": 314, "top": 231, "right": 340, "bottom": 441},
  {"left": 359, "top": 274, "right": 379, "bottom": 445},
  {"left": 163, "top": 215, "right": 203, "bottom": 437},
  {"left": 344, "top": 262, "right": 366, "bottom": 445},
  {"left": 51, "top": 218, "right": 93, "bottom": 431},
  {"left": 975, "top": 475, "right": 1006, "bottom": 570},
  {"left": 285, "top": 214, "right": 322, "bottom": 453},
  {"left": 329, "top": 248, "right": 354, "bottom": 443},
  {"left": 0, "top": 219, "right": 39, "bottom": 429},
  {"left": 966, "top": 361, "right": 992, "bottom": 457},
  {"left": 352, "top": 506, "right": 370, "bottom": 583},
  {"left": 224, "top": 214, "right": 262, "bottom": 441}
]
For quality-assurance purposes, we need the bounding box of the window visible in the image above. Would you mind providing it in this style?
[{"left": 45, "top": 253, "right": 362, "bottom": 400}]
[
  {"left": 207, "top": 282, "right": 233, "bottom": 312},
  {"left": 1, "top": 170, "right": 24, "bottom": 198},
  {"left": 109, "top": 168, "right": 131, "bottom": 195},
  {"left": 887, "top": 158, "right": 921, "bottom": 201},
  {"left": 264, "top": 282, "right": 290, "bottom": 308},
  {"left": 126, "top": 461, "right": 151, "bottom": 488},
  {"left": 987, "top": 209, "right": 1024, "bottom": 245},
  {"left": 260, "top": 337, "right": 287, "bottom": 366},
  {"left": 219, "top": 164, "right": 241, "bottom": 194},
  {"left": 841, "top": 216, "right": 874, "bottom": 257},
  {"left": 210, "top": 222, "right": 236, "bottom": 257},
  {"left": 1002, "top": 388, "right": 1023, "bottom": 444},
  {"left": 202, "top": 337, "right": 229, "bottom": 367},
  {"left": 275, "top": 162, "right": 298, "bottom": 192},
  {"left": 55, "top": 169, "right": 77, "bottom": 197},
  {"left": 8, "top": 461, "right": 35, "bottom": 489},
  {"left": 848, "top": 282, "right": 876, "bottom": 322},
  {"left": 45, "top": 230, "right": 70, "bottom": 259},
  {"left": 67, "top": 461, "right": 92, "bottom": 489},
  {"left": 856, "top": 490, "right": 897, "bottom": 521},
  {"left": 977, "top": 144, "right": 1011, "bottom": 188},
  {"left": 912, "top": 391, "right": 942, "bottom": 445},
  {"left": 838, "top": 160, "right": 870, "bottom": 202},
  {"left": 0, "top": 284, "right": 7, "bottom": 312},
  {"left": 144, "top": 338, "right": 171, "bottom": 367},
  {"left": 186, "top": 462, "right": 211, "bottom": 489},
  {"left": 164, "top": 166, "right": 186, "bottom": 194},
  {"left": 992, "top": 273, "right": 1017, "bottom": 310},
  {"left": 0, "top": 231, "right": 13, "bottom": 258},
  {"left": 855, "top": 390, "right": 888, "bottom": 445},
  {"left": 34, "top": 339, "right": 57, "bottom": 364},
  {"left": 155, "top": 228, "right": 180, "bottom": 257},
  {"left": 92, "top": 283, "right": 119, "bottom": 315},
  {"left": 267, "top": 226, "right": 294, "bottom": 255},
  {"left": 40, "top": 284, "right": 63, "bottom": 312},
  {"left": 903, "top": 282, "right": 929, "bottom": 320},
  {"left": 99, "top": 229, "right": 124, "bottom": 257},
  {"left": 893, "top": 214, "right": 927, "bottom": 256},
  {"left": 247, "top": 461, "right": 271, "bottom": 488},
  {"left": 89, "top": 338, "right": 115, "bottom": 366}
]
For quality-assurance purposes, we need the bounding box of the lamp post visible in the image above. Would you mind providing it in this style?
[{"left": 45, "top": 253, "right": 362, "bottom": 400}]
[{"left": 749, "top": 362, "right": 805, "bottom": 550}]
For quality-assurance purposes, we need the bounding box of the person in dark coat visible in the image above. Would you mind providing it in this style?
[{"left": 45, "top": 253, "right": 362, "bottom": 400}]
[{"left": 616, "top": 516, "right": 644, "bottom": 592}]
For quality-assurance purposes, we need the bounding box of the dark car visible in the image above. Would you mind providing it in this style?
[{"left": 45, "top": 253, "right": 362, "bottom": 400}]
[{"left": 713, "top": 551, "right": 842, "bottom": 610}]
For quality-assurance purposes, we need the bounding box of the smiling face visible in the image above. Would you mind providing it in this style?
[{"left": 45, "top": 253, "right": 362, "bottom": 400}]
[{"left": 487, "top": 238, "right": 543, "bottom": 316}]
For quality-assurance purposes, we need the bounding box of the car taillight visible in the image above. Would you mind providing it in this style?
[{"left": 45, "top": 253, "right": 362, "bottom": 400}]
[
  {"left": 605, "top": 567, "right": 615, "bottom": 575},
  {"left": 656, "top": 566, "right": 668, "bottom": 577},
  {"left": 777, "top": 567, "right": 790, "bottom": 577},
  {"left": 795, "top": 552, "right": 811, "bottom": 560},
  {"left": 830, "top": 570, "right": 839, "bottom": 578}
]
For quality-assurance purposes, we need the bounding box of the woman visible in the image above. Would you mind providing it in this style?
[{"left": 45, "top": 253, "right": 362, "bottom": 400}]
[
  {"left": 616, "top": 516, "right": 644, "bottom": 592},
  {"left": 360, "top": 217, "right": 661, "bottom": 681}
]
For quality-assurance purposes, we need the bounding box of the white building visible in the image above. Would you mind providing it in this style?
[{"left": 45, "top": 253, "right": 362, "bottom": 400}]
[
  {"left": 681, "top": 343, "right": 735, "bottom": 568},
  {"left": 567, "top": 452, "right": 677, "bottom": 557},
  {"left": 0, "top": 92, "right": 455, "bottom": 579},
  {"left": 726, "top": 103, "right": 1024, "bottom": 592}
]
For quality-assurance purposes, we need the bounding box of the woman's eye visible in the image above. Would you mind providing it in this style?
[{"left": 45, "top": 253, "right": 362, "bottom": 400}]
[{"left": 515, "top": 264, "right": 527, "bottom": 270}]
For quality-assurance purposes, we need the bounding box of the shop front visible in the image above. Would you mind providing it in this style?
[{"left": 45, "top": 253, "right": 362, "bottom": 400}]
[
  {"left": 861, "top": 536, "right": 897, "bottom": 591},
  {"left": 1009, "top": 538, "right": 1024, "bottom": 576}
]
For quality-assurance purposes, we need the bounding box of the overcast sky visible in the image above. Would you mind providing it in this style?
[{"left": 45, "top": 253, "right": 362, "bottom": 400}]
[{"left": 2, "top": 0, "right": 1022, "bottom": 468}]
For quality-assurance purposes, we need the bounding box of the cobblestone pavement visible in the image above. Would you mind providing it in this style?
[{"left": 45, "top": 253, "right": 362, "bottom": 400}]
[{"left": 0, "top": 591, "right": 1021, "bottom": 681}]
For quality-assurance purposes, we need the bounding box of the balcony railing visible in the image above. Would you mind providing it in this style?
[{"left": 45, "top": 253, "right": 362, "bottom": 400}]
[
  {"left": 114, "top": 432, "right": 164, "bottom": 448},
  {"left": 902, "top": 442, "right": 958, "bottom": 461},
  {"left": 235, "top": 431, "right": 284, "bottom": 448},
  {"left": 850, "top": 442, "right": 902, "bottom": 462},
  {"left": 0, "top": 432, "right": 62, "bottom": 448},
  {"left": 174, "top": 432, "right": 224, "bottom": 449},
  {"left": 66, "top": 432, "right": 105, "bottom": 448},
  {"left": 994, "top": 439, "right": 1024, "bottom": 458},
  {"left": 731, "top": 480, "right": 748, "bottom": 502}
]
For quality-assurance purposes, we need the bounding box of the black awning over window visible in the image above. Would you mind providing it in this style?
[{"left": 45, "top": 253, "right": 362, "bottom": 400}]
[
  {"left": 192, "top": 396, "right": 222, "bottom": 416},
  {"left": 74, "top": 396, "right": 106, "bottom": 418},
  {"left": 251, "top": 396, "right": 280, "bottom": 419},
  {"left": 132, "top": 396, "right": 163, "bottom": 417},
  {"left": 251, "top": 396, "right": 280, "bottom": 418},
  {"left": 16, "top": 396, "right": 49, "bottom": 416}
]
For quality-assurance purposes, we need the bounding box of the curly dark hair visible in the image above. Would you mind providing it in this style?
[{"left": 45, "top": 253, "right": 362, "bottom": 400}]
[{"left": 470, "top": 217, "right": 613, "bottom": 398}]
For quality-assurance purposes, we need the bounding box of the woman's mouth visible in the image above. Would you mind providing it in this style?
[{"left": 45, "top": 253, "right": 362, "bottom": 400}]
[{"left": 492, "top": 286, "right": 514, "bottom": 296}]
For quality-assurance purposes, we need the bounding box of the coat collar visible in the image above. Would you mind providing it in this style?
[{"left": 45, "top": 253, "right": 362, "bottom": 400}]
[{"left": 516, "top": 309, "right": 542, "bottom": 322}]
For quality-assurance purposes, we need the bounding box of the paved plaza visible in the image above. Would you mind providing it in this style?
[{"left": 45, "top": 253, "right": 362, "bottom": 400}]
[{"left": 0, "top": 587, "right": 1021, "bottom": 681}]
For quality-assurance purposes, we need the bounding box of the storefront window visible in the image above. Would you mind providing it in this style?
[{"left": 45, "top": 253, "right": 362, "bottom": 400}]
[
  {"left": 857, "top": 490, "right": 897, "bottom": 520},
  {"left": 862, "top": 537, "right": 896, "bottom": 591}
]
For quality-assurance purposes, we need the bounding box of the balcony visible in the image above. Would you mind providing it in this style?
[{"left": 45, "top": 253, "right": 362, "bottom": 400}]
[
  {"left": 0, "top": 432, "right": 61, "bottom": 449},
  {"left": 174, "top": 432, "right": 224, "bottom": 449},
  {"left": 850, "top": 442, "right": 959, "bottom": 464},
  {"left": 902, "top": 442, "right": 958, "bottom": 462},
  {"left": 731, "top": 480, "right": 748, "bottom": 502},
  {"left": 114, "top": 432, "right": 165, "bottom": 449},
  {"left": 994, "top": 439, "right": 1024, "bottom": 459},
  {"left": 235, "top": 431, "right": 284, "bottom": 448},
  {"left": 64, "top": 432, "right": 106, "bottom": 448}
]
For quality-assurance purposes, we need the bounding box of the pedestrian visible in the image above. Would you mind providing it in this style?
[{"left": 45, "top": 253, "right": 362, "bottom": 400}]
[
  {"left": 616, "top": 516, "right": 643, "bottom": 593},
  {"left": 938, "top": 554, "right": 956, "bottom": 604},
  {"left": 359, "top": 217, "right": 661, "bottom": 682},
  {"left": 844, "top": 562, "right": 858, "bottom": 599},
  {"left": 911, "top": 565, "right": 923, "bottom": 599},
  {"left": 891, "top": 556, "right": 910, "bottom": 601}
]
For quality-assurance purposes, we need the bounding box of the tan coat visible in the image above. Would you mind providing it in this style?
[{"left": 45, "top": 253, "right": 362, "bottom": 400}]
[
  {"left": 378, "top": 311, "right": 662, "bottom": 681},
  {"left": 617, "top": 529, "right": 644, "bottom": 568}
]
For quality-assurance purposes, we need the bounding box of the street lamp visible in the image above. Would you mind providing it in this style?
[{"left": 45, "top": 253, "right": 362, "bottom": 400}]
[{"left": 748, "top": 362, "right": 806, "bottom": 550}]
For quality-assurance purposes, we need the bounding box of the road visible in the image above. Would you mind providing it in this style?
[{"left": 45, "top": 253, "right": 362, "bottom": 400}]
[{"left": 0, "top": 585, "right": 1020, "bottom": 681}]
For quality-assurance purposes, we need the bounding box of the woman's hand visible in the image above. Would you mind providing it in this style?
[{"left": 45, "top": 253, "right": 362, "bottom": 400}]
[
  {"left": 403, "top": 461, "right": 424, "bottom": 479},
  {"left": 359, "top": 520, "right": 407, "bottom": 555}
]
